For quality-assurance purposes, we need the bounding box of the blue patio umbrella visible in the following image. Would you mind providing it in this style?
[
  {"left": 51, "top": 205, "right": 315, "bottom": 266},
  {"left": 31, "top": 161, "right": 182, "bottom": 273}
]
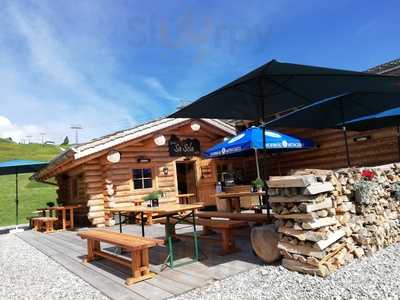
[
  {"left": 0, "top": 160, "right": 48, "bottom": 230},
  {"left": 205, "top": 127, "right": 314, "bottom": 178}
]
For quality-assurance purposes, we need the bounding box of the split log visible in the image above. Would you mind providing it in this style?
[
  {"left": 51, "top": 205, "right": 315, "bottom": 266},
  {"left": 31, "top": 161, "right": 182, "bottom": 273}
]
[
  {"left": 278, "top": 241, "right": 326, "bottom": 259},
  {"left": 298, "top": 198, "right": 332, "bottom": 213},
  {"left": 314, "top": 229, "right": 346, "bottom": 250},
  {"left": 282, "top": 258, "right": 330, "bottom": 277},
  {"left": 268, "top": 175, "right": 317, "bottom": 188},
  {"left": 270, "top": 195, "right": 320, "bottom": 203},
  {"left": 303, "top": 182, "right": 334, "bottom": 195},
  {"left": 301, "top": 217, "right": 337, "bottom": 230},
  {"left": 87, "top": 211, "right": 105, "bottom": 219},
  {"left": 278, "top": 226, "right": 327, "bottom": 242},
  {"left": 275, "top": 213, "right": 317, "bottom": 221}
]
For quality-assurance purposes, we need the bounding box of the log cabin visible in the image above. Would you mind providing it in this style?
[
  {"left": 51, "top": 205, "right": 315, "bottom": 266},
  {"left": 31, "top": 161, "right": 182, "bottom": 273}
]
[{"left": 33, "top": 118, "right": 236, "bottom": 227}]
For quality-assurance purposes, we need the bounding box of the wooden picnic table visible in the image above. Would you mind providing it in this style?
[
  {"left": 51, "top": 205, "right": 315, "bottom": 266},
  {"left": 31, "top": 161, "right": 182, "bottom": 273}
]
[
  {"left": 39, "top": 204, "right": 81, "bottom": 230},
  {"left": 106, "top": 203, "right": 203, "bottom": 269},
  {"left": 215, "top": 191, "right": 266, "bottom": 213},
  {"left": 177, "top": 193, "right": 195, "bottom": 204}
]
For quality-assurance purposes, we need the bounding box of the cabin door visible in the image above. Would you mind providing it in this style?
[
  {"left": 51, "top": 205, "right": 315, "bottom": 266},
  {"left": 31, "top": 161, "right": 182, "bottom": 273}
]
[{"left": 176, "top": 161, "right": 197, "bottom": 198}]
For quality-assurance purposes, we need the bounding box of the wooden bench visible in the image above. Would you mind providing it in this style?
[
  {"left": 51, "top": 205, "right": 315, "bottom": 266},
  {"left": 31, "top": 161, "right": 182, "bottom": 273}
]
[
  {"left": 197, "top": 219, "right": 248, "bottom": 255},
  {"left": 197, "top": 211, "right": 269, "bottom": 223},
  {"left": 32, "top": 217, "right": 58, "bottom": 233},
  {"left": 78, "top": 230, "right": 164, "bottom": 285}
]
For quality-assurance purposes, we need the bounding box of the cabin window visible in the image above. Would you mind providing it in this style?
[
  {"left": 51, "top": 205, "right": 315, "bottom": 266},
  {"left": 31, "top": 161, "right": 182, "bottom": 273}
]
[{"left": 132, "top": 168, "right": 153, "bottom": 189}]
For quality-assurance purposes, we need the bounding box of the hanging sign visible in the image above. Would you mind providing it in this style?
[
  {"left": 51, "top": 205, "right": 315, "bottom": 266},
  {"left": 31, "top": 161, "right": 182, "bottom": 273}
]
[{"left": 168, "top": 135, "right": 201, "bottom": 156}]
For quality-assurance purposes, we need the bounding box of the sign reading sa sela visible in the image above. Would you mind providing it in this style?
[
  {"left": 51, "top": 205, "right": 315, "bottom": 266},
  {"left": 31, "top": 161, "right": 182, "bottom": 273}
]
[{"left": 168, "top": 135, "right": 201, "bottom": 156}]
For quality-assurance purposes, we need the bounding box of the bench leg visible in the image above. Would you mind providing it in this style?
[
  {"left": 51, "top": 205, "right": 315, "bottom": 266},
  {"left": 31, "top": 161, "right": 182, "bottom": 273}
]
[
  {"left": 33, "top": 220, "right": 38, "bottom": 231},
  {"left": 202, "top": 225, "right": 214, "bottom": 236},
  {"left": 45, "top": 221, "right": 50, "bottom": 233},
  {"left": 126, "top": 249, "right": 154, "bottom": 285},
  {"left": 85, "top": 240, "right": 101, "bottom": 262},
  {"left": 220, "top": 229, "right": 240, "bottom": 256},
  {"left": 86, "top": 240, "right": 95, "bottom": 262}
]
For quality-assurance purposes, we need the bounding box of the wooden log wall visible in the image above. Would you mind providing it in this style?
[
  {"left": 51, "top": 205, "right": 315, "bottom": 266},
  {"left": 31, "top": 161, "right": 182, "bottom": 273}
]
[
  {"left": 48, "top": 120, "right": 231, "bottom": 227},
  {"left": 82, "top": 158, "right": 105, "bottom": 227},
  {"left": 55, "top": 175, "right": 69, "bottom": 205},
  {"left": 263, "top": 127, "right": 400, "bottom": 176}
]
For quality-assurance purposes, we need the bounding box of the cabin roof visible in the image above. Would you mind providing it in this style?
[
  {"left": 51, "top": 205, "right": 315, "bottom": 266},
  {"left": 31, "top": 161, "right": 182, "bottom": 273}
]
[
  {"left": 72, "top": 118, "right": 235, "bottom": 159},
  {"left": 367, "top": 58, "right": 400, "bottom": 75},
  {"left": 34, "top": 118, "right": 235, "bottom": 180}
]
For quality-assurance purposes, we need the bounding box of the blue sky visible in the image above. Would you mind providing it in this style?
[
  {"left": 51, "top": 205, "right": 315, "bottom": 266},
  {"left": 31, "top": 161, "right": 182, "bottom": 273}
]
[{"left": 0, "top": 0, "right": 399, "bottom": 143}]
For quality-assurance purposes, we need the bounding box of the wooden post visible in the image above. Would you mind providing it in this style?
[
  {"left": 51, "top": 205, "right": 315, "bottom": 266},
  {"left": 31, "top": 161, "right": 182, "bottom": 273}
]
[
  {"left": 62, "top": 209, "right": 67, "bottom": 230},
  {"left": 69, "top": 208, "right": 74, "bottom": 229}
]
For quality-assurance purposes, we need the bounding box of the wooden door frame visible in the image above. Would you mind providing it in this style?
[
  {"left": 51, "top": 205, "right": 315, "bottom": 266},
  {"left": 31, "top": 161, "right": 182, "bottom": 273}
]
[{"left": 174, "top": 159, "right": 198, "bottom": 198}]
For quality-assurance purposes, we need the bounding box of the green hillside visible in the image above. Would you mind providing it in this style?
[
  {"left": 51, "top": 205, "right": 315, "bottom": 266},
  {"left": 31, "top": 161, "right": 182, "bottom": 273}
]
[
  {"left": 0, "top": 139, "right": 63, "bottom": 227},
  {"left": 0, "top": 138, "right": 62, "bottom": 161}
]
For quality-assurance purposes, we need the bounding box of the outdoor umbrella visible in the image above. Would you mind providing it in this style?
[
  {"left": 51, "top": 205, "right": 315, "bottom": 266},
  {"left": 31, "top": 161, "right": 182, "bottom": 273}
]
[
  {"left": 170, "top": 59, "right": 400, "bottom": 121},
  {"left": 169, "top": 59, "right": 400, "bottom": 161},
  {"left": 0, "top": 160, "right": 48, "bottom": 232},
  {"left": 344, "top": 108, "right": 400, "bottom": 160},
  {"left": 264, "top": 92, "right": 400, "bottom": 167},
  {"left": 344, "top": 108, "right": 400, "bottom": 131},
  {"left": 205, "top": 126, "right": 314, "bottom": 178}
]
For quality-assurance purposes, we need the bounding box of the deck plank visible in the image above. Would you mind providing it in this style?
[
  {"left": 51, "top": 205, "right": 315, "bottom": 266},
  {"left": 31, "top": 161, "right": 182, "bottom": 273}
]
[
  {"left": 16, "top": 224, "right": 263, "bottom": 300},
  {"left": 17, "top": 231, "right": 145, "bottom": 300},
  {"left": 146, "top": 275, "right": 195, "bottom": 295}
]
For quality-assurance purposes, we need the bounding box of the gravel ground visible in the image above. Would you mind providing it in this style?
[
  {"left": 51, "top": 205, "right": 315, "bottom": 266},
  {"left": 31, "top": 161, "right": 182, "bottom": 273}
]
[
  {"left": 0, "top": 234, "right": 109, "bottom": 300},
  {"left": 173, "top": 243, "right": 400, "bottom": 300}
]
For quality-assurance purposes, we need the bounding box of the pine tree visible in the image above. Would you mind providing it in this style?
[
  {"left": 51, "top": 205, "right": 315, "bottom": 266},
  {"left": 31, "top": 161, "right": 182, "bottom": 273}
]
[{"left": 62, "top": 136, "right": 69, "bottom": 145}]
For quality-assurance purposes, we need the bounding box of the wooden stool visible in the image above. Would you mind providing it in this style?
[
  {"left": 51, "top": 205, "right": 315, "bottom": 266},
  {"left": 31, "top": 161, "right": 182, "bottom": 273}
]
[
  {"left": 198, "top": 219, "right": 248, "bottom": 255},
  {"left": 32, "top": 217, "right": 58, "bottom": 233}
]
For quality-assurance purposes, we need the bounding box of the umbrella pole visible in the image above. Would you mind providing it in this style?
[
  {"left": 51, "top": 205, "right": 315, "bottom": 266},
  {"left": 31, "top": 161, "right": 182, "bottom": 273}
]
[
  {"left": 259, "top": 91, "right": 271, "bottom": 220},
  {"left": 342, "top": 126, "right": 351, "bottom": 167},
  {"left": 254, "top": 148, "right": 261, "bottom": 178},
  {"left": 16, "top": 170, "right": 19, "bottom": 227},
  {"left": 339, "top": 98, "right": 351, "bottom": 167},
  {"left": 397, "top": 124, "right": 400, "bottom": 162}
]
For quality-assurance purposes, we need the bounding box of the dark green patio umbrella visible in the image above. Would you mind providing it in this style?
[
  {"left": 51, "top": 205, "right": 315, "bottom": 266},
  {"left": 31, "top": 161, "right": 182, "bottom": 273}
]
[
  {"left": 344, "top": 108, "right": 400, "bottom": 131},
  {"left": 0, "top": 160, "right": 48, "bottom": 232},
  {"left": 264, "top": 92, "right": 400, "bottom": 167},
  {"left": 169, "top": 59, "right": 400, "bottom": 155},
  {"left": 170, "top": 59, "right": 400, "bottom": 121},
  {"left": 344, "top": 108, "right": 400, "bottom": 161}
]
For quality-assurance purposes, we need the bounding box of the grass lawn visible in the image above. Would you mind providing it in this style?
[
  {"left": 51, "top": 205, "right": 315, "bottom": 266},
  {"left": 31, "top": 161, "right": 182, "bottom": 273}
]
[
  {"left": 0, "top": 139, "right": 62, "bottom": 162},
  {"left": 0, "top": 174, "right": 57, "bottom": 227},
  {"left": 0, "top": 138, "right": 63, "bottom": 227}
]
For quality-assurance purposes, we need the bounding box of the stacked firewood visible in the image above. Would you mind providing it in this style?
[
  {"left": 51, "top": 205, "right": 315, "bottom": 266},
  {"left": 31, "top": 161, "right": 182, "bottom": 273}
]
[
  {"left": 268, "top": 175, "right": 347, "bottom": 277},
  {"left": 270, "top": 164, "right": 400, "bottom": 276}
]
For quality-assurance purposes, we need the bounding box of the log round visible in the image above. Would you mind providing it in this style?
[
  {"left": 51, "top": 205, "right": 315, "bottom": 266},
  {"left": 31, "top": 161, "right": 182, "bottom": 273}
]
[{"left": 250, "top": 224, "right": 281, "bottom": 263}]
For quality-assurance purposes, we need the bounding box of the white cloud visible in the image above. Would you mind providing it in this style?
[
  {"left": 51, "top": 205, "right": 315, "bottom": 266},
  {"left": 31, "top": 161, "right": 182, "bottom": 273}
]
[
  {"left": 0, "top": 116, "right": 44, "bottom": 143},
  {"left": 0, "top": 3, "right": 145, "bottom": 143},
  {"left": 143, "top": 77, "right": 180, "bottom": 102}
]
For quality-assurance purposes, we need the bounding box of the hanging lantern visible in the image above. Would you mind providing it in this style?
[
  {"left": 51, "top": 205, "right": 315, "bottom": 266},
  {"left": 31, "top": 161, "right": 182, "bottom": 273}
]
[
  {"left": 106, "top": 150, "right": 120, "bottom": 163},
  {"left": 190, "top": 121, "right": 201, "bottom": 131},
  {"left": 154, "top": 134, "right": 166, "bottom": 146}
]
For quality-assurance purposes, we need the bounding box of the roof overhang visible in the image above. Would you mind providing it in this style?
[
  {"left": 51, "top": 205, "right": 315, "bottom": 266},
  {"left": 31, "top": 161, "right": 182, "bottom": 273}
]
[{"left": 33, "top": 118, "right": 235, "bottom": 180}]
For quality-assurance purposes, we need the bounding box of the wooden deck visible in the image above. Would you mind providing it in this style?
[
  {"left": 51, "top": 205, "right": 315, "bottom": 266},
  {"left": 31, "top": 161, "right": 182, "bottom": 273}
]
[{"left": 17, "top": 223, "right": 263, "bottom": 299}]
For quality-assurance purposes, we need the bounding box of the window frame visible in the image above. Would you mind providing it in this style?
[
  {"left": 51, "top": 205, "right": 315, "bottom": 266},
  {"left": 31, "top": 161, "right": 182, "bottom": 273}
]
[{"left": 132, "top": 167, "right": 153, "bottom": 190}]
